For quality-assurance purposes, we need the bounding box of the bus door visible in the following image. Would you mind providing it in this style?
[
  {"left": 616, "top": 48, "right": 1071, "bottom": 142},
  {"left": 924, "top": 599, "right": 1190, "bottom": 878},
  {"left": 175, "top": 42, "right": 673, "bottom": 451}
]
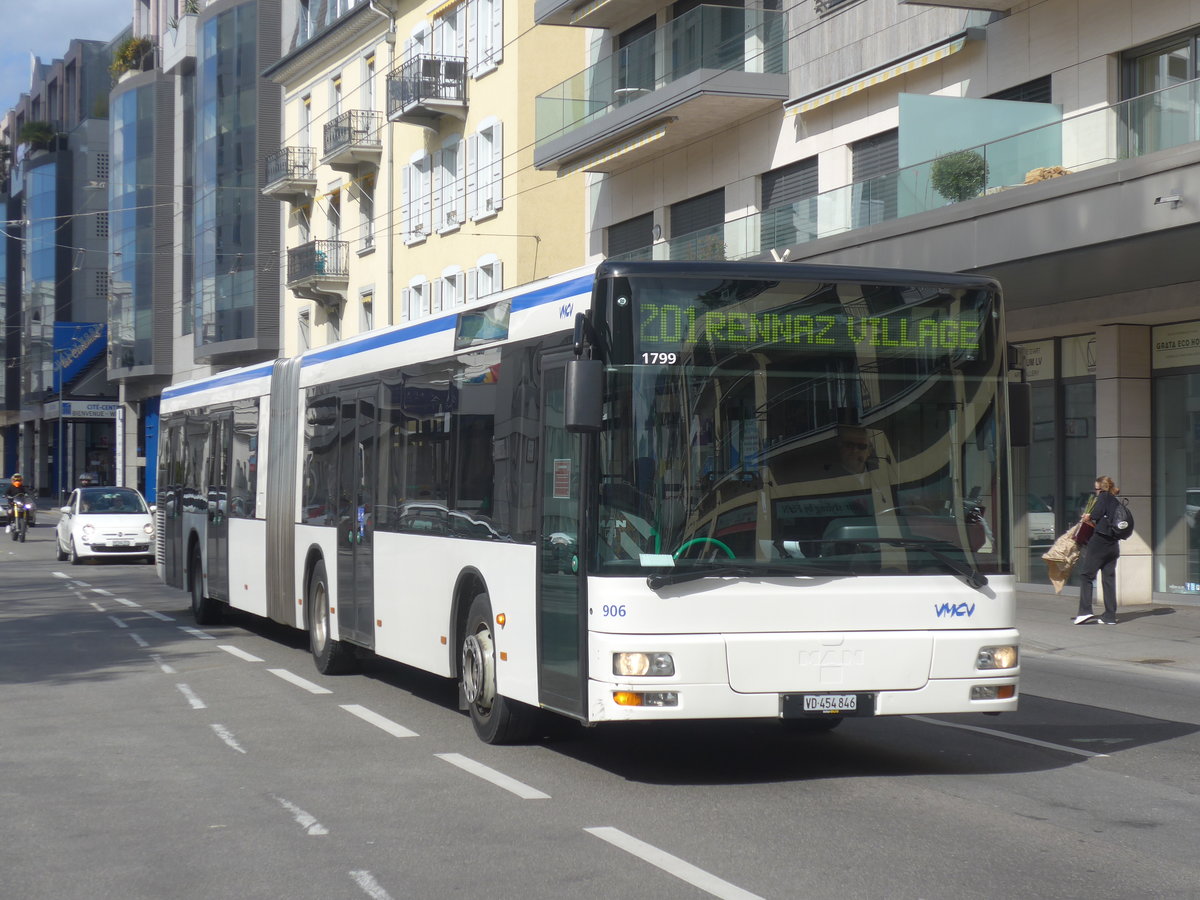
[
  {"left": 160, "top": 421, "right": 184, "bottom": 588},
  {"left": 205, "top": 414, "right": 231, "bottom": 601},
  {"left": 536, "top": 352, "right": 587, "bottom": 718},
  {"left": 335, "top": 387, "right": 378, "bottom": 647}
]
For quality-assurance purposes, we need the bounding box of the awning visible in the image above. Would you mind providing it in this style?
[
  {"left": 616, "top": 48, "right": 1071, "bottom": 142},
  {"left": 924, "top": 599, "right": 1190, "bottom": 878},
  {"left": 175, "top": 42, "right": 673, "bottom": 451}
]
[
  {"left": 557, "top": 123, "right": 670, "bottom": 176},
  {"left": 428, "top": 0, "right": 467, "bottom": 18},
  {"left": 786, "top": 34, "right": 970, "bottom": 117},
  {"left": 567, "top": 0, "right": 616, "bottom": 26}
]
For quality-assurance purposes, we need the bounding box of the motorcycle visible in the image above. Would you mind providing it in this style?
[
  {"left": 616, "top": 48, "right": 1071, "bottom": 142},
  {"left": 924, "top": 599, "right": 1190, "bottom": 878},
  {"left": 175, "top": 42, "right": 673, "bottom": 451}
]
[{"left": 9, "top": 495, "right": 34, "bottom": 542}]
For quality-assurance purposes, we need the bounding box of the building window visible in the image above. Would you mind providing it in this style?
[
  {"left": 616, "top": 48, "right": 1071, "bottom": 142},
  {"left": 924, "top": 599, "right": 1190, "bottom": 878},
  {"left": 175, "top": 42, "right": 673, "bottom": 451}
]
[
  {"left": 327, "top": 187, "right": 341, "bottom": 241},
  {"left": 327, "top": 306, "right": 341, "bottom": 343},
  {"left": 986, "top": 76, "right": 1052, "bottom": 104},
  {"left": 468, "top": 0, "right": 504, "bottom": 76},
  {"left": 607, "top": 212, "right": 654, "bottom": 259},
  {"left": 670, "top": 189, "right": 724, "bottom": 260},
  {"left": 440, "top": 267, "right": 465, "bottom": 309},
  {"left": 851, "top": 129, "right": 898, "bottom": 227},
  {"left": 760, "top": 156, "right": 818, "bottom": 250},
  {"left": 331, "top": 75, "right": 342, "bottom": 117},
  {"left": 1123, "top": 32, "right": 1200, "bottom": 154},
  {"left": 360, "top": 289, "right": 374, "bottom": 332},
  {"left": 363, "top": 54, "right": 376, "bottom": 111},
  {"left": 469, "top": 255, "right": 503, "bottom": 302},
  {"left": 404, "top": 277, "right": 430, "bottom": 320},
  {"left": 298, "top": 307, "right": 311, "bottom": 350},
  {"left": 402, "top": 153, "right": 432, "bottom": 244},
  {"left": 436, "top": 136, "right": 465, "bottom": 233},
  {"left": 468, "top": 119, "right": 503, "bottom": 221}
]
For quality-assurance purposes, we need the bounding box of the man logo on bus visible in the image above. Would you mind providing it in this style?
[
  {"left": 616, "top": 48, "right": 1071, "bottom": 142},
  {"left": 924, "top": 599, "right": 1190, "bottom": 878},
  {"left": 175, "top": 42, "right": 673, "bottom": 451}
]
[
  {"left": 935, "top": 602, "right": 976, "bottom": 618},
  {"left": 559, "top": 302, "right": 574, "bottom": 319}
]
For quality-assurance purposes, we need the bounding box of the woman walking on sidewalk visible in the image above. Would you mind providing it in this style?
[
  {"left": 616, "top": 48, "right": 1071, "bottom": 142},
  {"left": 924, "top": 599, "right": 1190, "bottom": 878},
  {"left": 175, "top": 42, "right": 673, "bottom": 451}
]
[{"left": 1075, "top": 475, "right": 1122, "bottom": 625}]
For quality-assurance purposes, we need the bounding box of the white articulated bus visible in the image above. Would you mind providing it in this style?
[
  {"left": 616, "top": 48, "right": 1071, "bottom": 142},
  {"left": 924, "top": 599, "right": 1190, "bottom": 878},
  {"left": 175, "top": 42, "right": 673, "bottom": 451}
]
[{"left": 157, "top": 260, "right": 1025, "bottom": 743}]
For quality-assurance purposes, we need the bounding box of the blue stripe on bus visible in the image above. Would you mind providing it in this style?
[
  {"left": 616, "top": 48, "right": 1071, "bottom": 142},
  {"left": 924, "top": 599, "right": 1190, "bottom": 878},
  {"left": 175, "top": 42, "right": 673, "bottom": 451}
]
[{"left": 161, "top": 362, "right": 276, "bottom": 400}]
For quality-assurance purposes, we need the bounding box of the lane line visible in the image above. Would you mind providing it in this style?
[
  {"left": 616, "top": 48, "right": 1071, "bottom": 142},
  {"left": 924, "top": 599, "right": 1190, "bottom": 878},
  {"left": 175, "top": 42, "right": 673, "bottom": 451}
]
[
  {"left": 273, "top": 796, "right": 328, "bottom": 835},
  {"left": 268, "top": 668, "right": 333, "bottom": 694},
  {"left": 219, "top": 644, "right": 264, "bottom": 663},
  {"left": 107, "top": 615, "right": 128, "bottom": 629},
  {"left": 178, "top": 625, "right": 216, "bottom": 640},
  {"left": 114, "top": 597, "right": 141, "bottom": 608},
  {"left": 210, "top": 724, "right": 247, "bottom": 754},
  {"left": 91, "top": 588, "right": 115, "bottom": 597},
  {"left": 143, "top": 610, "right": 174, "bottom": 621},
  {"left": 53, "top": 572, "right": 68, "bottom": 579},
  {"left": 89, "top": 602, "right": 104, "bottom": 612},
  {"left": 149, "top": 653, "right": 175, "bottom": 673},
  {"left": 908, "top": 715, "right": 1110, "bottom": 759},
  {"left": 585, "top": 826, "right": 764, "bottom": 900},
  {"left": 71, "top": 580, "right": 91, "bottom": 587},
  {"left": 435, "top": 753, "right": 549, "bottom": 800},
  {"left": 129, "top": 633, "right": 150, "bottom": 648},
  {"left": 340, "top": 704, "right": 418, "bottom": 738},
  {"left": 176, "top": 684, "right": 207, "bottom": 709},
  {"left": 349, "top": 871, "right": 395, "bottom": 900}
]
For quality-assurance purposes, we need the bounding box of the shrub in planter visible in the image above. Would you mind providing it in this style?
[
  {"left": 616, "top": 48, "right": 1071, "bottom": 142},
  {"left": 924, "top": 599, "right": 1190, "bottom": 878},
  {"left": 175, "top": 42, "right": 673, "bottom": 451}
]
[
  {"left": 19, "top": 121, "right": 55, "bottom": 150},
  {"left": 110, "top": 36, "right": 154, "bottom": 79},
  {"left": 931, "top": 150, "right": 989, "bottom": 203}
]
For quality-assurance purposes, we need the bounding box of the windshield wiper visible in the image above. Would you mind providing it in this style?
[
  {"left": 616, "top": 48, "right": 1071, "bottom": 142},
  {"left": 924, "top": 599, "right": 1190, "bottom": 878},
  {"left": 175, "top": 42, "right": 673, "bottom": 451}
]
[
  {"left": 835, "top": 537, "right": 988, "bottom": 590},
  {"left": 647, "top": 562, "right": 842, "bottom": 590}
]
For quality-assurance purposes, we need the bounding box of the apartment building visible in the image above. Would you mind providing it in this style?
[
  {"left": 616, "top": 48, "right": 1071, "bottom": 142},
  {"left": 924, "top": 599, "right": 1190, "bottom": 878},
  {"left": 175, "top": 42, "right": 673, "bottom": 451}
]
[
  {"left": 265, "top": 0, "right": 587, "bottom": 356},
  {"left": 0, "top": 39, "right": 117, "bottom": 497},
  {"left": 533, "top": 0, "right": 1200, "bottom": 605}
]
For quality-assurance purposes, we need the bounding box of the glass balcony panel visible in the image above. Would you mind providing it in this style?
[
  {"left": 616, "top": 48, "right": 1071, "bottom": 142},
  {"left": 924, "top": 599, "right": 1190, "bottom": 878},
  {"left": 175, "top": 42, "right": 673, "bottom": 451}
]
[{"left": 536, "top": 5, "right": 787, "bottom": 146}]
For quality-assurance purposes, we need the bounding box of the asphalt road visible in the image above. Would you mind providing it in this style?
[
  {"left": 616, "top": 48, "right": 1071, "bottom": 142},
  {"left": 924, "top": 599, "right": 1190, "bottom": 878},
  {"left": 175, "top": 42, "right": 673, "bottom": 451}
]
[{"left": 3, "top": 522, "right": 1199, "bottom": 899}]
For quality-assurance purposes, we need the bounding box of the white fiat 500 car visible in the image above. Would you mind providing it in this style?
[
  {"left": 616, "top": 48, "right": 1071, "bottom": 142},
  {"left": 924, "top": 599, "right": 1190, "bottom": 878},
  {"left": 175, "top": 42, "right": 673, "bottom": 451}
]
[{"left": 56, "top": 486, "right": 155, "bottom": 565}]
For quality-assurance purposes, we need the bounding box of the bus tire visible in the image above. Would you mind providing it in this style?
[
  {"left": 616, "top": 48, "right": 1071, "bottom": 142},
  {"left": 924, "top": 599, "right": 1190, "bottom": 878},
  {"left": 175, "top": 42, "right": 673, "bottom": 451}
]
[
  {"left": 190, "top": 547, "right": 221, "bottom": 625},
  {"left": 307, "top": 559, "right": 355, "bottom": 675},
  {"left": 461, "top": 593, "right": 538, "bottom": 744}
]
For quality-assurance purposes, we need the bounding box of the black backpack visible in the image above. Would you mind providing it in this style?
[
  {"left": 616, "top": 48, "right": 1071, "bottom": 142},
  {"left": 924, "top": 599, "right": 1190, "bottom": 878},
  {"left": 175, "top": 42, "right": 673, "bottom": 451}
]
[{"left": 1108, "top": 498, "right": 1134, "bottom": 540}]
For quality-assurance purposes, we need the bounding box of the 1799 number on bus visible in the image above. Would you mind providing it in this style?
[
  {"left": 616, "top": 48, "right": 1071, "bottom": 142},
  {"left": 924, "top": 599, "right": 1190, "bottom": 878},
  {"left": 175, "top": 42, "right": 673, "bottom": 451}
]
[{"left": 781, "top": 693, "right": 875, "bottom": 718}]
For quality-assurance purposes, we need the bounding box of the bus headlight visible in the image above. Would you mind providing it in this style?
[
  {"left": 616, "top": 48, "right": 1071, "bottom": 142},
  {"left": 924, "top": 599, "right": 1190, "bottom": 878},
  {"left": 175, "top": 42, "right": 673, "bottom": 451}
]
[
  {"left": 976, "top": 645, "right": 1018, "bottom": 670},
  {"left": 613, "top": 652, "right": 675, "bottom": 677}
]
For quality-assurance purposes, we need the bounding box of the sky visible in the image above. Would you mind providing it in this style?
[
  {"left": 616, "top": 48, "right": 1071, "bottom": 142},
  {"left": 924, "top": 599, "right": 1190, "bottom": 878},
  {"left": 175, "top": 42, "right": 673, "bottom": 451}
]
[{"left": 0, "top": 0, "right": 133, "bottom": 122}]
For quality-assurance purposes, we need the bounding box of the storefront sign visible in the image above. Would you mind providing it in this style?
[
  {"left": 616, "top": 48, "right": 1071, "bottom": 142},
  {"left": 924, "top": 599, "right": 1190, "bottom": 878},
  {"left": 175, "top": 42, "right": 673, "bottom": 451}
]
[
  {"left": 1152, "top": 321, "right": 1200, "bottom": 370},
  {"left": 44, "top": 400, "right": 120, "bottom": 420},
  {"left": 1061, "top": 334, "right": 1095, "bottom": 378},
  {"left": 1015, "top": 341, "right": 1054, "bottom": 382}
]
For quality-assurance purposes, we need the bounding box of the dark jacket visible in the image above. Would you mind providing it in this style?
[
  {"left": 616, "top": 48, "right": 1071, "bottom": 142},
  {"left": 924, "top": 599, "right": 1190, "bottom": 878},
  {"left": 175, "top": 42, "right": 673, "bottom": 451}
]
[{"left": 1091, "top": 491, "right": 1122, "bottom": 538}]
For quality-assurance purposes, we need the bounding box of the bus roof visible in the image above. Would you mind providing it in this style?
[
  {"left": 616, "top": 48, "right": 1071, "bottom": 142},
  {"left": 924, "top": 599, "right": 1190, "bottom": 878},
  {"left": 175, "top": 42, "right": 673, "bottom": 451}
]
[{"left": 596, "top": 259, "right": 1001, "bottom": 291}]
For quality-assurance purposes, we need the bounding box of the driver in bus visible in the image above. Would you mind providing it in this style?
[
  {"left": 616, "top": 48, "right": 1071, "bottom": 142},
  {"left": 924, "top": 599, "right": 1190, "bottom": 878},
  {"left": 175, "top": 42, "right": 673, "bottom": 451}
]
[{"left": 833, "top": 425, "right": 874, "bottom": 476}]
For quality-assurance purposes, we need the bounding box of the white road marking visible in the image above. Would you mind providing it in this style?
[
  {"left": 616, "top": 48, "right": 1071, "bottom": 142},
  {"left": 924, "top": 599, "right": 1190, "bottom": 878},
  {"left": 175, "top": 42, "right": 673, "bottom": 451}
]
[
  {"left": 340, "top": 704, "right": 418, "bottom": 738},
  {"left": 143, "top": 610, "right": 174, "bottom": 621},
  {"left": 178, "top": 625, "right": 216, "bottom": 640},
  {"left": 114, "top": 597, "right": 140, "bottom": 608},
  {"left": 274, "top": 796, "right": 328, "bottom": 835},
  {"left": 70, "top": 580, "right": 90, "bottom": 587},
  {"left": 219, "top": 644, "right": 264, "bottom": 663},
  {"left": 149, "top": 653, "right": 175, "bottom": 673},
  {"left": 908, "top": 715, "right": 1110, "bottom": 759},
  {"left": 435, "top": 753, "right": 549, "bottom": 800},
  {"left": 268, "top": 668, "right": 333, "bottom": 694},
  {"left": 210, "top": 724, "right": 247, "bottom": 754},
  {"left": 585, "top": 826, "right": 764, "bottom": 900},
  {"left": 129, "top": 633, "right": 150, "bottom": 648},
  {"left": 53, "top": 572, "right": 68, "bottom": 579},
  {"left": 89, "top": 602, "right": 104, "bottom": 612},
  {"left": 107, "top": 616, "right": 128, "bottom": 629},
  {"left": 176, "top": 684, "right": 206, "bottom": 710},
  {"left": 91, "top": 588, "right": 115, "bottom": 596},
  {"left": 349, "top": 870, "right": 394, "bottom": 900}
]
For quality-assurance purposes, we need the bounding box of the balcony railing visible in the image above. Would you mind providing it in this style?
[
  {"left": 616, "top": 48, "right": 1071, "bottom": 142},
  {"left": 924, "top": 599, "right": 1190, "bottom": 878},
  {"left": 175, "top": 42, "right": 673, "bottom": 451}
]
[
  {"left": 613, "top": 77, "right": 1200, "bottom": 262},
  {"left": 536, "top": 5, "right": 786, "bottom": 147},
  {"left": 287, "top": 240, "right": 349, "bottom": 285},
  {"left": 263, "top": 147, "right": 317, "bottom": 200},
  {"left": 322, "top": 110, "right": 383, "bottom": 168},
  {"left": 387, "top": 54, "right": 467, "bottom": 122}
]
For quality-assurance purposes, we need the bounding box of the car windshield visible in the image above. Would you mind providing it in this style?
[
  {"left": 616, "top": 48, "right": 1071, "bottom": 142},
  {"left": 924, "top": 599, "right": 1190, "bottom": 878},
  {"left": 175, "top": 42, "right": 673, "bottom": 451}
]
[
  {"left": 79, "top": 488, "right": 146, "bottom": 514},
  {"left": 590, "top": 274, "right": 1010, "bottom": 579}
]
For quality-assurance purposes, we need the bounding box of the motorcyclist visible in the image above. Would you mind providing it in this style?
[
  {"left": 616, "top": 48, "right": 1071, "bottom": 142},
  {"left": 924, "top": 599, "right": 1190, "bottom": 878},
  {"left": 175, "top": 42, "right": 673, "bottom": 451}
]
[{"left": 4, "top": 473, "right": 27, "bottom": 502}]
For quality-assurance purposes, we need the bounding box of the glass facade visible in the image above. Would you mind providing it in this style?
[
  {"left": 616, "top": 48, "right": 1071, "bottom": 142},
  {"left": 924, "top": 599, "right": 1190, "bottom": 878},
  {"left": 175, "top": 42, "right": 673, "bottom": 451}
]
[
  {"left": 110, "top": 85, "right": 156, "bottom": 370},
  {"left": 1152, "top": 322, "right": 1200, "bottom": 598},
  {"left": 194, "top": 3, "right": 258, "bottom": 347},
  {"left": 23, "top": 161, "right": 59, "bottom": 406}
]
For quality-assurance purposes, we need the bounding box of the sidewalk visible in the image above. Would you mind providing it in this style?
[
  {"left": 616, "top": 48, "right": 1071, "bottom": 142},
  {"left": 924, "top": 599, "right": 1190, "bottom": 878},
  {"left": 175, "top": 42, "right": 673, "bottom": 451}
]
[{"left": 1017, "top": 590, "right": 1200, "bottom": 677}]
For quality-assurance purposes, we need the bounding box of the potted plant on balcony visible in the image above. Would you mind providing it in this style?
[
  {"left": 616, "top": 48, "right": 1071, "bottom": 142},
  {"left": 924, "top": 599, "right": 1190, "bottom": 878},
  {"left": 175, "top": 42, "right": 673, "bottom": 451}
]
[
  {"left": 931, "top": 149, "right": 989, "bottom": 203},
  {"left": 110, "top": 36, "right": 154, "bottom": 80},
  {"left": 19, "top": 121, "right": 56, "bottom": 151}
]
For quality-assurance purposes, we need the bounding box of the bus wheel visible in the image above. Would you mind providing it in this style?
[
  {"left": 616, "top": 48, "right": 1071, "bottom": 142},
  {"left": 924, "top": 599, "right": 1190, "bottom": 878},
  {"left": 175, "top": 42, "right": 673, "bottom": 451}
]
[
  {"left": 307, "top": 559, "right": 355, "bottom": 675},
  {"left": 461, "top": 593, "right": 537, "bottom": 744},
  {"left": 190, "top": 547, "right": 221, "bottom": 625}
]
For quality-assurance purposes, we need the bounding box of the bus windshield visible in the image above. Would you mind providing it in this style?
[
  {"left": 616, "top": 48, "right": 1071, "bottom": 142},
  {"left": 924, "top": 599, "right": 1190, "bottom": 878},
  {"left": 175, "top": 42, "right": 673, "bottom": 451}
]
[{"left": 592, "top": 273, "right": 1009, "bottom": 579}]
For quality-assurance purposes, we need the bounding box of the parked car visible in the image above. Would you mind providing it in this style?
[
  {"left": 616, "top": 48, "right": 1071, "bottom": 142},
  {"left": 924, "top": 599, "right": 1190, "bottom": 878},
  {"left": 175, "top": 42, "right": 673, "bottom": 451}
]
[
  {"left": 0, "top": 477, "right": 37, "bottom": 527},
  {"left": 56, "top": 486, "right": 155, "bottom": 565},
  {"left": 1027, "top": 494, "right": 1056, "bottom": 543}
]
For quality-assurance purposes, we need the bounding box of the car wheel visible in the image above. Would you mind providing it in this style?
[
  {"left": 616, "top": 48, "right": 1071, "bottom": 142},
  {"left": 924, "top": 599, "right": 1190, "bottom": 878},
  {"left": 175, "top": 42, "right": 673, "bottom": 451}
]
[
  {"left": 307, "top": 558, "right": 355, "bottom": 675},
  {"left": 56, "top": 536, "right": 68, "bottom": 562},
  {"left": 68, "top": 540, "right": 81, "bottom": 565},
  {"left": 461, "top": 592, "right": 539, "bottom": 744}
]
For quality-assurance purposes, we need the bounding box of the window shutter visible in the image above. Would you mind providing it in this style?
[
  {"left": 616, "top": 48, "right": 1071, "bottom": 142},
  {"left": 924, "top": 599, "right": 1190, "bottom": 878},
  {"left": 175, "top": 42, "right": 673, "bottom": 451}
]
[
  {"left": 419, "top": 157, "right": 433, "bottom": 235},
  {"left": 761, "top": 157, "right": 818, "bottom": 210},
  {"left": 489, "top": 121, "right": 503, "bottom": 212},
  {"left": 401, "top": 287, "right": 412, "bottom": 321},
  {"left": 465, "top": 133, "right": 479, "bottom": 220},
  {"left": 466, "top": 0, "right": 479, "bottom": 76},
  {"left": 670, "top": 188, "right": 724, "bottom": 237},
  {"left": 454, "top": 142, "right": 467, "bottom": 225},
  {"left": 466, "top": 267, "right": 479, "bottom": 304},
  {"left": 432, "top": 149, "right": 445, "bottom": 231},
  {"left": 401, "top": 164, "right": 415, "bottom": 244},
  {"left": 455, "top": 10, "right": 467, "bottom": 60},
  {"left": 491, "top": 0, "right": 503, "bottom": 67},
  {"left": 432, "top": 279, "right": 444, "bottom": 313},
  {"left": 491, "top": 259, "right": 502, "bottom": 293}
]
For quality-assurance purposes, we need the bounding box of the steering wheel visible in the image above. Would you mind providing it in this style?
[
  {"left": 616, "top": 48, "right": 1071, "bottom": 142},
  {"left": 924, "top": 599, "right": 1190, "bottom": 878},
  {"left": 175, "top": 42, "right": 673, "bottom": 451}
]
[{"left": 673, "top": 537, "right": 736, "bottom": 559}]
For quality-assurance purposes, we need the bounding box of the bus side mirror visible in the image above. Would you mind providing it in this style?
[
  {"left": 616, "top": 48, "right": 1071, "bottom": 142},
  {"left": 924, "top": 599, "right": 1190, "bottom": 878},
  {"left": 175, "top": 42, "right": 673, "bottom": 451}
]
[
  {"left": 565, "top": 358, "right": 603, "bottom": 433},
  {"left": 1008, "top": 381, "right": 1031, "bottom": 448}
]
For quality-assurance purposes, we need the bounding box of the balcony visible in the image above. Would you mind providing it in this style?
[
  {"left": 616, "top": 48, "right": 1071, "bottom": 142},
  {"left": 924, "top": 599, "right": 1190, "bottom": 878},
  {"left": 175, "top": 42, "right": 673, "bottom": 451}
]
[
  {"left": 321, "top": 110, "right": 383, "bottom": 172},
  {"left": 535, "top": 5, "right": 787, "bottom": 175},
  {"left": 286, "top": 240, "right": 349, "bottom": 306},
  {"left": 387, "top": 54, "right": 468, "bottom": 127},
  {"left": 160, "top": 13, "right": 197, "bottom": 74},
  {"left": 611, "top": 79, "right": 1200, "bottom": 277},
  {"left": 897, "top": 0, "right": 1023, "bottom": 10},
  {"left": 262, "top": 147, "right": 317, "bottom": 202},
  {"left": 535, "top": 0, "right": 649, "bottom": 29}
]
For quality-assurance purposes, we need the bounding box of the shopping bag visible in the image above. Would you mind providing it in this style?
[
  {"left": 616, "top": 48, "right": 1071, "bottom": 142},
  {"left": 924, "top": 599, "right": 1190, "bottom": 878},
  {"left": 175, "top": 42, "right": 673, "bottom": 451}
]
[{"left": 1042, "top": 524, "right": 1083, "bottom": 594}]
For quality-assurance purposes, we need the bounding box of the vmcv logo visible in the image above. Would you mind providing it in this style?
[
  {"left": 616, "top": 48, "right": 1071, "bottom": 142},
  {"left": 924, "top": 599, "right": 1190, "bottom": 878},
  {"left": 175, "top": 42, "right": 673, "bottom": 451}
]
[
  {"left": 559, "top": 302, "right": 574, "bottom": 318},
  {"left": 935, "top": 602, "right": 976, "bottom": 618}
]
